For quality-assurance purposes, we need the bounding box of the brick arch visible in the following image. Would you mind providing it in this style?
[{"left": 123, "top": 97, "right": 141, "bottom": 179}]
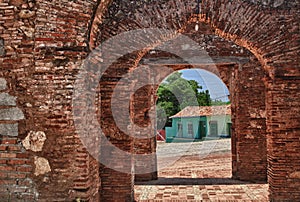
[
  {"left": 197, "top": 0, "right": 299, "bottom": 79},
  {"left": 90, "top": 0, "right": 299, "bottom": 77},
  {"left": 89, "top": 27, "right": 268, "bottom": 202},
  {"left": 89, "top": 0, "right": 299, "bottom": 201},
  {"left": 131, "top": 54, "right": 268, "bottom": 179},
  {"left": 88, "top": 0, "right": 114, "bottom": 50}
]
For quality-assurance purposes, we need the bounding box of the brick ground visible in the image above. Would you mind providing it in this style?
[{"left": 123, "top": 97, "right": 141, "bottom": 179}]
[{"left": 135, "top": 139, "right": 268, "bottom": 201}]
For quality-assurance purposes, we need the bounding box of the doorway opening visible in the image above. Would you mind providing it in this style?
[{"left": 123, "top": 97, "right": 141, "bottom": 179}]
[{"left": 134, "top": 68, "right": 266, "bottom": 201}]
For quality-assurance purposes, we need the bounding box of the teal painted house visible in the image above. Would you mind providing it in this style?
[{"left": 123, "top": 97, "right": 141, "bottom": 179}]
[{"left": 165, "top": 105, "right": 231, "bottom": 142}]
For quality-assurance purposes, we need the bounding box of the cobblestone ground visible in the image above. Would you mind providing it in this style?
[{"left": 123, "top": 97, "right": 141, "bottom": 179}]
[{"left": 134, "top": 139, "right": 269, "bottom": 201}]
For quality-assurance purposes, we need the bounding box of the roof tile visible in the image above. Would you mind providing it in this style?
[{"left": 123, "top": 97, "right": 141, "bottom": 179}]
[{"left": 170, "top": 104, "right": 231, "bottom": 118}]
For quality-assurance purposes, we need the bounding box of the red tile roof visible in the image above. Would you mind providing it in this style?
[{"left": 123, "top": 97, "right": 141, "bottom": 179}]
[{"left": 170, "top": 104, "right": 231, "bottom": 118}]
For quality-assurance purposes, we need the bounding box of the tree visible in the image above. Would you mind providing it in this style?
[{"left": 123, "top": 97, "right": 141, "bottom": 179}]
[{"left": 156, "top": 72, "right": 211, "bottom": 129}]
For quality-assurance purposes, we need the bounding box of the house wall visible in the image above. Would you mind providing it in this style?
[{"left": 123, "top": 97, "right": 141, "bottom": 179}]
[
  {"left": 168, "top": 117, "right": 205, "bottom": 140},
  {"left": 180, "top": 117, "right": 198, "bottom": 139},
  {"left": 166, "top": 118, "right": 180, "bottom": 142},
  {"left": 166, "top": 114, "right": 231, "bottom": 142},
  {"left": 206, "top": 115, "right": 231, "bottom": 137}
]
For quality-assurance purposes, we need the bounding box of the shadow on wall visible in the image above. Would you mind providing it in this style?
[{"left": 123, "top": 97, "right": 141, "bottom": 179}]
[{"left": 135, "top": 177, "right": 267, "bottom": 186}]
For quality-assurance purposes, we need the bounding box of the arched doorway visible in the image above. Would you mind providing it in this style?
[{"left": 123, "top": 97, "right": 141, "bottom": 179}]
[
  {"left": 87, "top": 1, "right": 284, "bottom": 200},
  {"left": 130, "top": 41, "right": 268, "bottom": 198}
]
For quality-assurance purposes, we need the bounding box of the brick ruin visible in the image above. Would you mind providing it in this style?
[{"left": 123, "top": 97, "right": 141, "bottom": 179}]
[{"left": 0, "top": 0, "right": 299, "bottom": 201}]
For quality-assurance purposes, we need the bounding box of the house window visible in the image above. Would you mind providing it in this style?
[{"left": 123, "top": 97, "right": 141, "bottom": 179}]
[
  {"left": 187, "top": 122, "right": 194, "bottom": 137},
  {"left": 177, "top": 122, "right": 183, "bottom": 137}
]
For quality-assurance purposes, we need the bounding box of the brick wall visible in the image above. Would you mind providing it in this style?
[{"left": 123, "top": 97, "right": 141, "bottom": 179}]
[
  {"left": 229, "top": 58, "right": 267, "bottom": 182},
  {"left": 265, "top": 78, "right": 300, "bottom": 201},
  {"left": 0, "top": 78, "right": 36, "bottom": 201},
  {"left": 0, "top": 0, "right": 102, "bottom": 201}
]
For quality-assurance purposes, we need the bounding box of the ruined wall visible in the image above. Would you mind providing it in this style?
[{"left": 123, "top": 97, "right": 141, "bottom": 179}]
[
  {"left": 265, "top": 78, "right": 300, "bottom": 201},
  {"left": 0, "top": 1, "right": 37, "bottom": 200},
  {"left": 0, "top": 77, "right": 37, "bottom": 201},
  {"left": 0, "top": 0, "right": 102, "bottom": 201},
  {"left": 130, "top": 4, "right": 267, "bottom": 184},
  {"left": 29, "top": 0, "right": 101, "bottom": 200},
  {"left": 98, "top": 52, "right": 139, "bottom": 201},
  {"left": 132, "top": 84, "right": 158, "bottom": 182},
  {"left": 227, "top": 58, "right": 267, "bottom": 182}
]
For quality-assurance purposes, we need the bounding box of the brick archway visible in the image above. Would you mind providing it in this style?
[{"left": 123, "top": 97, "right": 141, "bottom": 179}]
[
  {"left": 0, "top": 0, "right": 298, "bottom": 201},
  {"left": 89, "top": 1, "right": 299, "bottom": 201},
  {"left": 90, "top": 1, "right": 299, "bottom": 199},
  {"left": 131, "top": 55, "right": 268, "bottom": 180}
]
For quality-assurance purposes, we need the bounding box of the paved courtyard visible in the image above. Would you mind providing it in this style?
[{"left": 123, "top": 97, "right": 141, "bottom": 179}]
[{"left": 135, "top": 139, "right": 269, "bottom": 201}]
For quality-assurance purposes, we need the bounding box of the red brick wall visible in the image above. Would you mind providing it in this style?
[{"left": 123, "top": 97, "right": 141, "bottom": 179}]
[
  {"left": 265, "top": 78, "right": 300, "bottom": 201},
  {"left": 229, "top": 58, "right": 267, "bottom": 182},
  {"left": 0, "top": 0, "right": 102, "bottom": 200}
]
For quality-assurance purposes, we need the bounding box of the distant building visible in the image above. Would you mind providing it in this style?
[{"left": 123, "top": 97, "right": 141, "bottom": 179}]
[{"left": 165, "top": 105, "right": 231, "bottom": 142}]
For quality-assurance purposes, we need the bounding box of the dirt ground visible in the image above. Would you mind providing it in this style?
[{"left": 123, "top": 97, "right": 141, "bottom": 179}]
[{"left": 135, "top": 139, "right": 268, "bottom": 201}]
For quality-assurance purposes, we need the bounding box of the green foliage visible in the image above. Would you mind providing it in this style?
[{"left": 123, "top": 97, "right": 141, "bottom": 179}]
[
  {"left": 156, "top": 72, "right": 211, "bottom": 129},
  {"left": 211, "top": 99, "right": 230, "bottom": 106}
]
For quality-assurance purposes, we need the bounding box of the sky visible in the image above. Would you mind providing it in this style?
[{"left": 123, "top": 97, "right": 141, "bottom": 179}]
[{"left": 180, "top": 69, "right": 230, "bottom": 102}]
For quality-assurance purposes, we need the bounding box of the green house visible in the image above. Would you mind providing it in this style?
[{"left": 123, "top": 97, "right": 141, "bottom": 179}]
[{"left": 165, "top": 105, "right": 231, "bottom": 143}]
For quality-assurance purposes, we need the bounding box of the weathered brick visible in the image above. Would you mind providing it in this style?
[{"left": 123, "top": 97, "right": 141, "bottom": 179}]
[
  {"left": 0, "top": 165, "right": 15, "bottom": 171},
  {"left": 0, "top": 159, "right": 7, "bottom": 164},
  {"left": 0, "top": 138, "right": 17, "bottom": 145},
  {"left": 7, "top": 159, "right": 27, "bottom": 165},
  {"left": 0, "top": 153, "right": 17, "bottom": 158},
  {"left": 16, "top": 166, "right": 32, "bottom": 172}
]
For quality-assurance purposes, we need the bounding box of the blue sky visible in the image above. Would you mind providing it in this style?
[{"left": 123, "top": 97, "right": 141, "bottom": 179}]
[{"left": 180, "top": 69, "right": 230, "bottom": 102}]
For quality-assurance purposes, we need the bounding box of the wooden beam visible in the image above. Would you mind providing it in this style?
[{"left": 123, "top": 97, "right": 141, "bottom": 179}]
[{"left": 140, "top": 56, "right": 249, "bottom": 66}]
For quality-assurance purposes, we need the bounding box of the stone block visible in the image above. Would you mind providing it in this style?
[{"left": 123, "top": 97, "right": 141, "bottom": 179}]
[
  {"left": 19, "top": 10, "right": 35, "bottom": 19},
  {"left": 22, "top": 131, "right": 46, "bottom": 152},
  {"left": 34, "top": 156, "right": 51, "bottom": 176},
  {"left": 0, "top": 38, "right": 4, "bottom": 56},
  {"left": 20, "top": 26, "right": 35, "bottom": 38},
  {"left": 0, "top": 78, "right": 7, "bottom": 91},
  {"left": 0, "top": 124, "right": 18, "bottom": 136},
  {"left": 0, "top": 93, "right": 16, "bottom": 106},
  {"left": 0, "top": 108, "right": 24, "bottom": 121}
]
